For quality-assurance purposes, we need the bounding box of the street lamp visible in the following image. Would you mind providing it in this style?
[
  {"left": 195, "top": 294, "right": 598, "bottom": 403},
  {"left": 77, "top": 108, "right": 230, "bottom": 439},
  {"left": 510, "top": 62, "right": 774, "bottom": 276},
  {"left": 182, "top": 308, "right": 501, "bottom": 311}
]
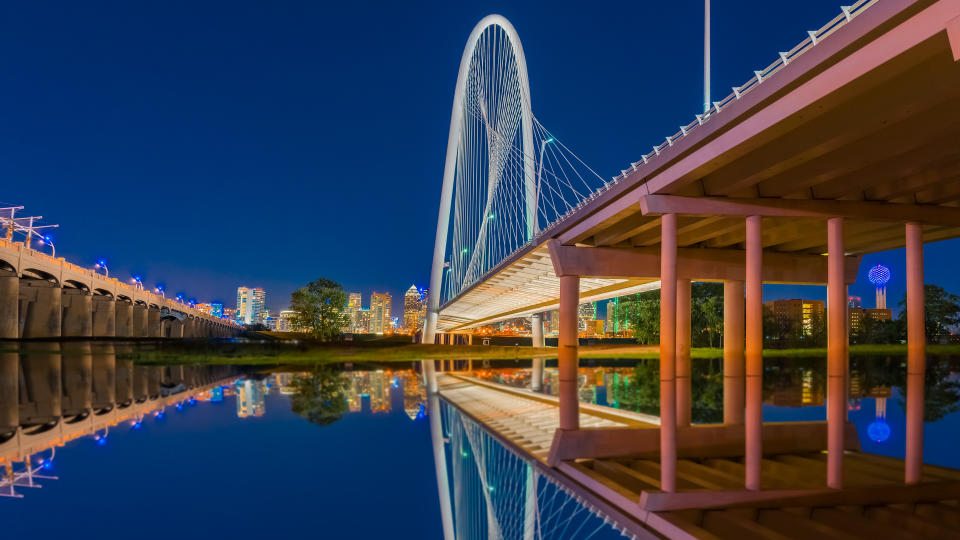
[
  {"left": 175, "top": 294, "right": 184, "bottom": 304},
  {"left": 534, "top": 136, "right": 555, "bottom": 235},
  {"left": 36, "top": 234, "right": 55, "bottom": 258},
  {"left": 154, "top": 285, "right": 165, "bottom": 298},
  {"left": 130, "top": 275, "right": 144, "bottom": 291},
  {"left": 95, "top": 260, "right": 109, "bottom": 277}
]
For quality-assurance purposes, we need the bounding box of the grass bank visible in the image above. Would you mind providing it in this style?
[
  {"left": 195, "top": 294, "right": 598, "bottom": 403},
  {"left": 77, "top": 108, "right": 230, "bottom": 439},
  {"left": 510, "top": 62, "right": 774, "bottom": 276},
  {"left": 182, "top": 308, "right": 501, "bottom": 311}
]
[{"left": 108, "top": 339, "right": 960, "bottom": 366}]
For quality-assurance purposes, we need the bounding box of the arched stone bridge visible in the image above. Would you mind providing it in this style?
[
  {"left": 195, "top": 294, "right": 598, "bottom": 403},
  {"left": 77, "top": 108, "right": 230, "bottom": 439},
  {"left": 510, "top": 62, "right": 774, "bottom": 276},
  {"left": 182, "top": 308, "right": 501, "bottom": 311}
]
[{"left": 0, "top": 238, "right": 240, "bottom": 339}]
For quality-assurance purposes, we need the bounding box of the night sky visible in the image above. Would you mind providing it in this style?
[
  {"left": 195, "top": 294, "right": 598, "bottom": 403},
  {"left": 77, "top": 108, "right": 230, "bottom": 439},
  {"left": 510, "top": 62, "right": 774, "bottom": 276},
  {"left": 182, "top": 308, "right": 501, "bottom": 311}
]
[{"left": 1, "top": 1, "right": 952, "bottom": 315}]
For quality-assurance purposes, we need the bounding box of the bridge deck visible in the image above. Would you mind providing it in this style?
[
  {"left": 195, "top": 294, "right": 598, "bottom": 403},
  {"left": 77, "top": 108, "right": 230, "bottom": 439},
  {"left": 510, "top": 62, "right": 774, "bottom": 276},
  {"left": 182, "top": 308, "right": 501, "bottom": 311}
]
[{"left": 438, "top": 374, "right": 960, "bottom": 539}]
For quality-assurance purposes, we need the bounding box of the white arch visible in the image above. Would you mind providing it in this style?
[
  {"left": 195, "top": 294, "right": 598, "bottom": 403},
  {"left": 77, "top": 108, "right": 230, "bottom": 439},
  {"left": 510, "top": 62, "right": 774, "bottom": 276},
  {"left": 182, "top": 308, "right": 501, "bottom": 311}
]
[{"left": 424, "top": 14, "right": 535, "bottom": 344}]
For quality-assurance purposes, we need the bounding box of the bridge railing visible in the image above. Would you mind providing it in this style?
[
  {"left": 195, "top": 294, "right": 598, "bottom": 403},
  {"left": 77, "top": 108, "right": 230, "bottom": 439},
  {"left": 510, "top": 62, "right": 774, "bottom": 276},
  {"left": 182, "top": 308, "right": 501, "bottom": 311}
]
[{"left": 610, "top": 0, "right": 878, "bottom": 184}]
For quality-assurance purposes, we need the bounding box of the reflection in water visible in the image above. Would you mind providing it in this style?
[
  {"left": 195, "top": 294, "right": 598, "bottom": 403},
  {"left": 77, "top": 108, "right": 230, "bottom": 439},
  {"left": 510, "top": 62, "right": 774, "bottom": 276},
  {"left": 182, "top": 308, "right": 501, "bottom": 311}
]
[
  {"left": 470, "top": 356, "right": 960, "bottom": 428},
  {"left": 287, "top": 366, "right": 428, "bottom": 426},
  {"left": 434, "top": 378, "right": 625, "bottom": 540},
  {"left": 0, "top": 343, "right": 243, "bottom": 498},
  {"left": 236, "top": 379, "right": 267, "bottom": 418}
]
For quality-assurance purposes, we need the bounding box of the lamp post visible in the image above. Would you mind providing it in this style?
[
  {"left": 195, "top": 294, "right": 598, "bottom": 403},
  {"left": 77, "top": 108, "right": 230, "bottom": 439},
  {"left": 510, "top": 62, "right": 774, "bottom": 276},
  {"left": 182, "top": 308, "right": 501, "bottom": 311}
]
[
  {"left": 36, "top": 234, "right": 55, "bottom": 258},
  {"left": 130, "top": 275, "right": 144, "bottom": 291},
  {"left": 534, "top": 136, "right": 554, "bottom": 235},
  {"left": 95, "top": 260, "right": 109, "bottom": 277},
  {"left": 154, "top": 285, "right": 165, "bottom": 298}
]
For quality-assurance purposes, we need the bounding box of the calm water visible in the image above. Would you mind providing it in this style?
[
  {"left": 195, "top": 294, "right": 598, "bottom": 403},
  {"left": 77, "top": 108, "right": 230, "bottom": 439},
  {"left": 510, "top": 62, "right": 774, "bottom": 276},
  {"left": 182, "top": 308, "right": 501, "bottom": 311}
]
[{"left": 1, "top": 343, "right": 959, "bottom": 538}]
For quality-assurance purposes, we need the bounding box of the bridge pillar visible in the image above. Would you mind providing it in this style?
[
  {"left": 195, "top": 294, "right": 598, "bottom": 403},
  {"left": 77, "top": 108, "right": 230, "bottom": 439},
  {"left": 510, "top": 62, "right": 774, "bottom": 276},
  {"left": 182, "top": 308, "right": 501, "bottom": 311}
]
[
  {"left": 905, "top": 222, "right": 926, "bottom": 484},
  {"left": 745, "top": 215, "right": 763, "bottom": 491},
  {"left": 827, "top": 217, "right": 847, "bottom": 489},
  {"left": 531, "top": 357, "right": 544, "bottom": 392},
  {"left": 18, "top": 279, "right": 62, "bottom": 338},
  {"left": 164, "top": 318, "right": 183, "bottom": 338},
  {"left": 91, "top": 343, "right": 116, "bottom": 411},
  {"left": 115, "top": 300, "right": 133, "bottom": 337},
  {"left": 147, "top": 307, "right": 162, "bottom": 337},
  {"left": 183, "top": 316, "right": 195, "bottom": 338},
  {"left": 723, "top": 280, "right": 745, "bottom": 425},
  {"left": 19, "top": 342, "right": 62, "bottom": 424},
  {"left": 531, "top": 313, "right": 545, "bottom": 347},
  {"left": 62, "top": 341, "right": 93, "bottom": 419},
  {"left": 62, "top": 288, "right": 93, "bottom": 337},
  {"left": 0, "top": 346, "right": 17, "bottom": 437},
  {"left": 659, "top": 213, "right": 678, "bottom": 493},
  {"left": 558, "top": 274, "right": 580, "bottom": 431},
  {"left": 676, "top": 278, "right": 691, "bottom": 427},
  {"left": 467, "top": 333, "right": 473, "bottom": 346},
  {"left": 133, "top": 304, "right": 148, "bottom": 337},
  {"left": 0, "top": 270, "right": 18, "bottom": 339},
  {"left": 92, "top": 295, "right": 116, "bottom": 337}
]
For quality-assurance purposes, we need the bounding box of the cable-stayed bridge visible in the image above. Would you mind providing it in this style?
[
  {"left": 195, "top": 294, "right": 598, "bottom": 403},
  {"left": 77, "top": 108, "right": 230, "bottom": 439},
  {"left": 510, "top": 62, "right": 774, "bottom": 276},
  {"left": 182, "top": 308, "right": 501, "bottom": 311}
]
[{"left": 423, "top": 1, "right": 960, "bottom": 537}]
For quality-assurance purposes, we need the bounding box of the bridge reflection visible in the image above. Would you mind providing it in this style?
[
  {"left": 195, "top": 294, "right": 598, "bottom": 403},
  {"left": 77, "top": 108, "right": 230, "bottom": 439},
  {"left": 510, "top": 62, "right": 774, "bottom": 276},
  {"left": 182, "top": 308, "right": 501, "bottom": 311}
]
[{"left": 0, "top": 343, "right": 242, "bottom": 498}]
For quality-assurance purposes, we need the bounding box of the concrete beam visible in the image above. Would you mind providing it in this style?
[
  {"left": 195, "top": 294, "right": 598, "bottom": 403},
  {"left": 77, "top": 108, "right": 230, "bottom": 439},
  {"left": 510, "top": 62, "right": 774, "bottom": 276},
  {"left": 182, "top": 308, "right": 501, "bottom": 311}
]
[
  {"left": 547, "top": 241, "right": 861, "bottom": 285},
  {"left": 639, "top": 194, "right": 960, "bottom": 226}
]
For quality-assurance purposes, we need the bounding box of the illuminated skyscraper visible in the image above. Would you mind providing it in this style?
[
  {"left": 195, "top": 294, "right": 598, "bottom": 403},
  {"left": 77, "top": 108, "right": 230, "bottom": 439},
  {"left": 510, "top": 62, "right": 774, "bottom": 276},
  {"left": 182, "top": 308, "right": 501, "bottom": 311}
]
[
  {"left": 370, "top": 292, "right": 392, "bottom": 334},
  {"left": 403, "top": 285, "right": 424, "bottom": 333},
  {"left": 347, "top": 292, "right": 362, "bottom": 332},
  {"left": 236, "top": 379, "right": 266, "bottom": 418},
  {"left": 578, "top": 302, "right": 597, "bottom": 333},
  {"left": 356, "top": 308, "right": 372, "bottom": 333},
  {"left": 236, "top": 287, "right": 266, "bottom": 325}
]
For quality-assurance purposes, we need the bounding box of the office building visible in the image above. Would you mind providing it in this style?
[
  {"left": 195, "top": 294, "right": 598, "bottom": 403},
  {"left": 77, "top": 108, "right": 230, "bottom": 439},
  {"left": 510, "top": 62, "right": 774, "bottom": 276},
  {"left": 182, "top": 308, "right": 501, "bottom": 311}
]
[
  {"left": 347, "top": 292, "right": 362, "bottom": 332},
  {"left": 403, "top": 285, "right": 424, "bottom": 333},
  {"left": 278, "top": 310, "right": 297, "bottom": 332},
  {"left": 370, "top": 292, "right": 392, "bottom": 334},
  {"left": 764, "top": 299, "right": 825, "bottom": 337},
  {"left": 236, "top": 287, "right": 266, "bottom": 325}
]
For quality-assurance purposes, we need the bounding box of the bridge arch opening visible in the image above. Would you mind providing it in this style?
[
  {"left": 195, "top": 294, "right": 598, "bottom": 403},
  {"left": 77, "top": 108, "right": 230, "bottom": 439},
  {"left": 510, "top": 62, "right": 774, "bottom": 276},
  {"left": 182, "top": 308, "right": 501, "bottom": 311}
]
[{"left": 21, "top": 268, "right": 58, "bottom": 285}]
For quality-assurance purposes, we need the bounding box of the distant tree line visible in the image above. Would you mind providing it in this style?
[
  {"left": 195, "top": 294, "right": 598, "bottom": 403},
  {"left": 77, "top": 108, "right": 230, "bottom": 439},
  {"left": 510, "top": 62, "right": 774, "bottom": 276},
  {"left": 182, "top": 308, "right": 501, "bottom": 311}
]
[{"left": 615, "top": 283, "right": 960, "bottom": 348}]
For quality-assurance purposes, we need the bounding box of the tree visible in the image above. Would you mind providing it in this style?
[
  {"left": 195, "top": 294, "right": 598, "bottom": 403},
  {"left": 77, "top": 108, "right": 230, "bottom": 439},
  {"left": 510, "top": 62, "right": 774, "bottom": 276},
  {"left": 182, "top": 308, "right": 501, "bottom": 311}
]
[
  {"left": 616, "top": 291, "right": 660, "bottom": 344},
  {"left": 289, "top": 278, "right": 351, "bottom": 341},
  {"left": 691, "top": 283, "right": 723, "bottom": 347},
  {"left": 898, "top": 284, "right": 960, "bottom": 344},
  {"left": 289, "top": 365, "right": 349, "bottom": 426}
]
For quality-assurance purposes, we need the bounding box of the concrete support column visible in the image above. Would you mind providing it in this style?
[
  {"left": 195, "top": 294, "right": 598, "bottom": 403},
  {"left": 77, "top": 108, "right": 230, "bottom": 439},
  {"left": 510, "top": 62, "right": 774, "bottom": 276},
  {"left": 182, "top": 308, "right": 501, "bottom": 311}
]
[
  {"left": 467, "top": 334, "right": 473, "bottom": 346},
  {"left": 0, "top": 272, "right": 18, "bottom": 339},
  {"left": 905, "top": 222, "right": 926, "bottom": 484},
  {"left": 19, "top": 279, "right": 62, "bottom": 338},
  {"left": 0, "top": 348, "right": 18, "bottom": 435},
  {"left": 115, "top": 301, "right": 133, "bottom": 337},
  {"left": 531, "top": 357, "right": 544, "bottom": 392},
  {"left": 723, "top": 280, "right": 745, "bottom": 425},
  {"left": 558, "top": 274, "right": 580, "bottom": 431},
  {"left": 62, "top": 288, "right": 93, "bottom": 337},
  {"left": 659, "top": 213, "right": 678, "bottom": 493},
  {"left": 133, "top": 304, "right": 148, "bottom": 337},
  {"left": 183, "top": 317, "right": 195, "bottom": 338},
  {"left": 827, "top": 217, "right": 847, "bottom": 489},
  {"left": 676, "top": 278, "right": 692, "bottom": 427},
  {"left": 92, "top": 295, "right": 116, "bottom": 337},
  {"left": 531, "top": 313, "right": 545, "bottom": 348},
  {"left": 745, "top": 216, "right": 763, "bottom": 491},
  {"left": 147, "top": 307, "right": 162, "bottom": 337}
]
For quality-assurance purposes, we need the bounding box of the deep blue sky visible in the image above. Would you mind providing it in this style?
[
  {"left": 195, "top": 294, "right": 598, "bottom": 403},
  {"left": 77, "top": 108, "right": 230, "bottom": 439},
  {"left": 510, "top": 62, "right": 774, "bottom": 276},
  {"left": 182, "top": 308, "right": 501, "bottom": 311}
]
[{"left": 1, "top": 1, "right": 955, "bottom": 315}]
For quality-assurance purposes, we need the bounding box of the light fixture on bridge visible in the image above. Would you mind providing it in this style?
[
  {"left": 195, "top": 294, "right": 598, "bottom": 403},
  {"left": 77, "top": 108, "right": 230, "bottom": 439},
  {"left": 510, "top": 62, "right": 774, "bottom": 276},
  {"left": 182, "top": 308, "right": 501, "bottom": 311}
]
[
  {"left": 94, "top": 260, "right": 109, "bottom": 277},
  {"left": 154, "top": 285, "right": 165, "bottom": 298}
]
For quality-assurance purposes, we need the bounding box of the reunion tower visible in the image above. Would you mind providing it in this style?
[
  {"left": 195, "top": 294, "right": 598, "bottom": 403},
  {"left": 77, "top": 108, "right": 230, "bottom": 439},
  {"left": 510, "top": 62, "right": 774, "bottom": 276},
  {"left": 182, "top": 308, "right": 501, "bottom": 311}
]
[{"left": 868, "top": 264, "right": 892, "bottom": 309}]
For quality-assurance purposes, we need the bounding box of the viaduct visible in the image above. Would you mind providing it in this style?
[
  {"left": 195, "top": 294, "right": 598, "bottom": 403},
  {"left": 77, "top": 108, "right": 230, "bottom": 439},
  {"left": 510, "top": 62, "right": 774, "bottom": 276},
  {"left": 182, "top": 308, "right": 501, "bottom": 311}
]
[{"left": 0, "top": 238, "right": 240, "bottom": 339}]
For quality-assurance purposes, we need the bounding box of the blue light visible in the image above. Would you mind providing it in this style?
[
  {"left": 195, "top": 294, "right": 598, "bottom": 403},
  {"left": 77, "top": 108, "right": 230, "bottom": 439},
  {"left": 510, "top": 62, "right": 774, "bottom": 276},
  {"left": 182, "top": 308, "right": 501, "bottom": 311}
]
[
  {"left": 132, "top": 421, "right": 142, "bottom": 430},
  {"left": 42, "top": 460, "right": 54, "bottom": 471},
  {"left": 96, "top": 436, "right": 107, "bottom": 446},
  {"left": 155, "top": 411, "right": 165, "bottom": 419},
  {"left": 868, "top": 421, "right": 891, "bottom": 443},
  {"left": 176, "top": 403, "right": 184, "bottom": 410},
  {"left": 868, "top": 264, "right": 891, "bottom": 286}
]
